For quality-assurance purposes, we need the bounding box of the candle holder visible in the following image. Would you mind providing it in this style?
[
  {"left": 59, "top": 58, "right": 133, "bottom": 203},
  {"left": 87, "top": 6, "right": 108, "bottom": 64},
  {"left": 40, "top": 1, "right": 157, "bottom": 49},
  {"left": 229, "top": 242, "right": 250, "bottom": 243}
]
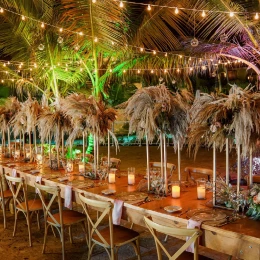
[
  {"left": 78, "top": 161, "right": 85, "bottom": 173},
  {"left": 171, "top": 181, "right": 180, "bottom": 198},
  {"left": 36, "top": 153, "right": 43, "bottom": 169},
  {"left": 66, "top": 160, "right": 74, "bottom": 173},
  {"left": 128, "top": 167, "right": 135, "bottom": 185},
  {"left": 108, "top": 168, "right": 117, "bottom": 184},
  {"left": 197, "top": 179, "right": 206, "bottom": 200},
  {"left": 12, "top": 150, "right": 20, "bottom": 161}
]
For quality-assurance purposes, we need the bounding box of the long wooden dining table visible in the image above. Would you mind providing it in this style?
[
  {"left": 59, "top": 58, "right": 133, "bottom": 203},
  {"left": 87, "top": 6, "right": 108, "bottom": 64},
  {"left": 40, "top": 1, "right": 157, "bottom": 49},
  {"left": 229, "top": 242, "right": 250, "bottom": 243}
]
[{"left": 1, "top": 157, "right": 260, "bottom": 260}]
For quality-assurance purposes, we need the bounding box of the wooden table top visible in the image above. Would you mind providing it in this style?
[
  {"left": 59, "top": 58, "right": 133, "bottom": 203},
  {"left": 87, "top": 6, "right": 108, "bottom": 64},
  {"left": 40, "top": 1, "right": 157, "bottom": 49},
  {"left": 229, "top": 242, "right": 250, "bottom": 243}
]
[{"left": 1, "top": 157, "right": 260, "bottom": 246}]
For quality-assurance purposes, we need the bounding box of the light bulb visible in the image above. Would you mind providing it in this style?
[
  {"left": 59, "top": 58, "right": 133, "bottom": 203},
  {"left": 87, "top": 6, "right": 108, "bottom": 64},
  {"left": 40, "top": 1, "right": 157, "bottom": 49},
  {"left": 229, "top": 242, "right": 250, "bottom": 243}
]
[
  {"left": 179, "top": 55, "right": 182, "bottom": 58},
  {"left": 94, "top": 37, "right": 98, "bottom": 42},
  {"left": 0, "top": 8, "right": 3, "bottom": 13},
  {"left": 164, "top": 69, "right": 167, "bottom": 73},
  {"left": 1, "top": 80, "right": 4, "bottom": 83},
  {"left": 255, "top": 13, "right": 259, "bottom": 20},
  {"left": 74, "top": 43, "right": 80, "bottom": 51},
  {"left": 229, "top": 12, "right": 234, "bottom": 17},
  {"left": 79, "top": 32, "right": 83, "bottom": 36},
  {"left": 201, "top": 10, "right": 206, "bottom": 17},
  {"left": 119, "top": 1, "right": 124, "bottom": 8},
  {"left": 3, "top": 63, "right": 6, "bottom": 67},
  {"left": 11, "top": 79, "right": 14, "bottom": 82},
  {"left": 165, "top": 53, "right": 167, "bottom": 57},
  {"left": 140, "top": 47, "right": 144, "bottom": 52},
  {"left": 177, "top": 68, "right": 180, "bottom": 73},
  {"left": 41, "top": 22, "right": 45, "bottom": 28},
  {"left": 80, "top": 68, "right": 83, "bottom": 72},
  {"left": 38, "top": 43, "right": 45, "bottom": 50},
  {"left": 59, "top": 28, "right": 63, "bottom": 32},
  {"left": 92, "top": 0, "right": 96, "bottom": 3},
  {"left": 147, "top": 4, "right": 151, "bottom": 11},
  {"left": 137, "top": 69, "right": 140, "bottom": 73},
  {"left": 153, "top": 50, "right": 156, "bottom": 55},
  {"left": 111, "top": 41, "right": 115, "bottom": 45},
  {"left": 109, "top": 69, "right": 112, "bottom": 72},
  {"left": 175, "top": 7, "right": 179, "bottom": 14},
  {"left": 21, "top": 15, "right": 25, "bottom": 20},
  {"left": 57, "top": 36, "right": 64, "bottom": 44},
  {"left": 123, "top": 69, "right": 126, "bottom": 73},
  {"left": 151, "top": 69, "right": 154, "bottom": 73}
]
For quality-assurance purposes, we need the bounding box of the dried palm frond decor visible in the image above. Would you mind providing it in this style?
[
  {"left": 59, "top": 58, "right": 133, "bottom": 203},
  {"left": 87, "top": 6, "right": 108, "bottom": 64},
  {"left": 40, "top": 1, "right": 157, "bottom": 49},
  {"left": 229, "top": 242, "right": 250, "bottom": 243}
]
[
  {"left": 188, "top": 84, "right": 260, "bottom": 205},
  {"left": 62, "top": 93, "right": 117, "bottom": 177},
  {"left": 10, "top": 96, "right": 41, "bottom": 158},
  {"left": 0, "top": 97, "right": 20, "bottom": 155},
  {"left": 120, "top": 84, "right": 191, "bottom": 194},
  {"left": 37, "top": 98, "right": 72, "bottom": 167}
]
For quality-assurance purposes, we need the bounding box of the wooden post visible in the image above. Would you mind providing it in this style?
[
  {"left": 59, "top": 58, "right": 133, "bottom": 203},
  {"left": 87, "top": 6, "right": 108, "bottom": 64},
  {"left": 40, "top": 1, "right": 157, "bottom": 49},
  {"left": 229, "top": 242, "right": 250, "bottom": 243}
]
[
  {"left": 83, "top": 131, "right": 86, "bottom": 173},
  {"left": 213, "top": 142, "right": 216, "bottom": 207},
  {"left": 61, "top": 130, "right": 64, "bottom": 158},
  {"left": 160, "top": 132, "right": 163, "bottom": 179},
  {"left": 146, "top": 134, "right": 150, "bottom": 191},
  {"left": 177, "top": 141, "right": 181, "bottom": 181},
  {"left": 93, "top": 134, "right": 96, "bottom": 176},
  {"left": 237, "top": 144, "right": 241, "bottom": 195},
  {"left": 163, "top": 133, "right": 168, "bottom": 195},
  {"left": 8, "top": 127, "right": 11, "bottom": 154},
  {"left": 34, "top": 128, "right": 37, "bottom": 153},
  {"left": 249, "top": 147, "right": 253, "bottom": 186},
  {"left": 226, "top": 138, "right": 229, "bottom": 185},
  {"left": 29, "top": 131, "right": 32, "bottom": 159},
  {"left": 107, "top": 132, "right": 110, "bottom": 171},
  {"left": 22, "top": 131, "right": 25, "bottom": 156}
]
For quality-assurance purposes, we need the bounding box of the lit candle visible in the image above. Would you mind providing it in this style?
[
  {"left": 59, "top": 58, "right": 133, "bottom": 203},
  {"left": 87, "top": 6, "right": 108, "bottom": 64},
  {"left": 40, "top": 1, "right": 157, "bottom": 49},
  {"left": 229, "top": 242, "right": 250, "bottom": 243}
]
[
  {"left": 172, "top": 185, "right": 180, "bottom": 198},
  {"left": 66, "top": 161, "right": 73, "bottom": 172},
  {"left": 78, "top": 162, "right": 84, "bottom": 173},
  {"left": 108, "top": 172, "right": 115, "bottom": 183},
  {"left": 36, "top": 154, "right": 43, "bottom": 165},
  {"left": 128, "top": 174, "right": 135, "bottom": 185},
  {"left": 197, "top": 186, "right": 206, "bottom": 199}
]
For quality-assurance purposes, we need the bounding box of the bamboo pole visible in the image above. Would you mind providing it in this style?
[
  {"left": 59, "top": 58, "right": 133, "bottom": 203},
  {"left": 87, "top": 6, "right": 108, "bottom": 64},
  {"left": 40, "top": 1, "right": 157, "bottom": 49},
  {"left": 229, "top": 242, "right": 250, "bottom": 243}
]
[
  {"left": 249, "top": 147, "right": 253, "bottom": 186},
  {"left": 107, "top": 132, "right": 110, "bottom": 171},
  {"left": 146, "top": 134, "right": 150, "bottom": 191},
  {"left": 33, "top": 128, "right": 37, "bottom": 153},
  {"left": 96, "top": 136, "right": 99, "bottom": 169},
  {"left": 61, "top": 130, "right": 64, "bottom": 158},
  {"left": 177, "top": 141, "right": 181, "bottom": 181},
  {"left": 226, "top": 138, "right": 229, "bottom": 185},
  {"left": 160, "top": 132, "right": 163, "bottom": 179},
  {"left": 213, "top": 142, "right": 216, "bottom": 206},
  {"left": 49, "top": 134, "right": 51, "bottom": 164},
  {"left": 29, "top": 131, "right": 32, "bottom": 159},
  {"left": 22, "top": 131, "right": 25, "bottom": 156},
  {"left": 93, "top": 134, "right": 96, "bottom": 176},
  {"left": 163, "top": 133, "right": 168, "bottom": 196},
  {"left": 8, "top": 127, "right": 11, "bottom": 155},
  {"left": 237, "top": 144, "right": 241, "bottom": 195},
  {"left": 83, "top": 132, "right": 85, "bottom": 173},
  {"left": 19, "top": 132, "right": 22, "bottom": 152}
]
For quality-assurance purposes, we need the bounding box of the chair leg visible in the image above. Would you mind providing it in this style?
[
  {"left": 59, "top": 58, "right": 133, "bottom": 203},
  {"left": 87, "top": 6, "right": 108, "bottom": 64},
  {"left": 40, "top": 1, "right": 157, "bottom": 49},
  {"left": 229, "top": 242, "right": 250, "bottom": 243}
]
[
  {"left": 88, "top": 243, "right": 95, "bottom": 260},
  {"left": 135, "top": 238, "right": 141, "bottom": 260},
  {"left": 114, "top": 247, "right": 119, "bottom": 260},
  {"left": 42, "top": 223, "right": 50, "bottom": 254},
  {"left": 2, "top": 199, "right": 6, "bottom": 229},
  {"left": 36, "top": 211, "right": 40, "bottom": 230},
  {"left": 164, "top": 234, "right": 168, "bottom": 242},
  {"left": 26, "top": 212, "right": 32, "bottom": 247},
  {"left": 13, "top": 210, "right": 18, "bottom": 237},
  {"left": 68, "top": 225, "right": 73, "bottom": 244},
  {"left": 61, "top": 226, "right": 65, "bottom": 260},
  {"left": 111, "top": 246, "right": 115, "bottom": 260}
]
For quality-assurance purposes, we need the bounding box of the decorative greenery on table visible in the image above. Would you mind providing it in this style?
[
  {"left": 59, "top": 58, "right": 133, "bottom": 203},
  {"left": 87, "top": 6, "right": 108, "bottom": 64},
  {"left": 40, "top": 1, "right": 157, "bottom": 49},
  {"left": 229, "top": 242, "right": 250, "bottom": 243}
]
[{"left": 247, "top": 184, "right": 260, "bottom": 220}]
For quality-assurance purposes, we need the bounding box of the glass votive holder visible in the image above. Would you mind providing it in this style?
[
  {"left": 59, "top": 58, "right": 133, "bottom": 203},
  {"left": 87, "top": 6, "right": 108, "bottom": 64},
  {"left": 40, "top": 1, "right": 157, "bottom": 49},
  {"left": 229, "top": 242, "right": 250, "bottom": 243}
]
[
  {"left": 36, "top": 153, "right": 43, "bottom": 164},
  {"left": 128, "top": 167, "right": 135, "bottom": 185},
  {"left": 108, "top": 168, "right": 116, "bottom": 184},
  {"left": 197, "top": 179, "right": 206, "bottom": 200},
  {"left": 78, "top": 162, "right": 85, "bottom": 173},
  {"left": 14, "top": 150, "right": 20, "bottom": 160},
  {"left": 66, "top": 160, "right": 74, "bottom": 173},
  {"left": 171, "top": 181, "right": 180, "bottom": 198}
]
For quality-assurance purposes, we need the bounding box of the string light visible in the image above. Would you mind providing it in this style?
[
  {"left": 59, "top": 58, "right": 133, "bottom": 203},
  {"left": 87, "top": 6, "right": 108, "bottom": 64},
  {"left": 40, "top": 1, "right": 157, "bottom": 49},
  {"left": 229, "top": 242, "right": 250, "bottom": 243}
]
[
  {"left": 165, "top": 53, "right": 167, "bottom": 57},
  {"left": 153, "top": 50, "right": 156, "bottom": 55},
  {"left": 201, "top": 10, "right": 206, "bottom": 18},
  {"left": 255, "top": 13, "right": 259, "bottom": 20},
  {"left": 59, "top": 28, "right": 63, "bottom": 32},
  {"left": 147, "top": 4, "right": 151, "bottom": 11},
  {"left": 164, "top": 69, "right": 167, "bottom": 73},
  {"left": 109, "top": 69, "right": 112, "bottom": 72},
  {"left": 0, "top": 8, "right": 3, "bottom": 13},
  {"left": 21, "top": 15, "right": 25, "bottom": 20},
  {"left": 140, "top": 47, "right": 144, "bottom": 52},
  {"left": 94, "top": 37, "right": 98, "bottom": 42},
  {"left": 137, "top": 69, "right": 140, "bottom": 73},
  {"left": 123, "top": 69, "right": 126, "bottom": 73},
  {"left": 151, "top": 69, "right": 154, "bottom": 73},
  {"left": 92, "top": 0, "right": 96, "bottom": 3},
  {"left": 79, "top": 32, "right": 83, "bottom": 36},
  {"left": 174, "top": 7, "right": 179, "bottom": 14},
  {"left": 119, "top": 1, "right": 124, "bottom": 8},
  {"left": 229, "top": 12, "right": 234, "bottom": 17},
  {"left": 41, "top": 22, "right": 45, "bottom": 28}
]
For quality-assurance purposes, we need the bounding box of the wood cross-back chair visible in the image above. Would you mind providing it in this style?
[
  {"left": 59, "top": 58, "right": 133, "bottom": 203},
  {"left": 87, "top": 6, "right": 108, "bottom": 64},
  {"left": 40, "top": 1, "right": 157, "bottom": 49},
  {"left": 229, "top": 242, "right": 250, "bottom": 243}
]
[
  {"left": 184, "top": 167, "right": 220, "bottom": 183},
  {"left": 100, "top": 157, "right": 121, "bottom": 170},
  {"left": 0, "top": 166, "right": 12, "bottom": 228},
  {"left": 35, "top": 183, "right": 87, "bottom": 260},
  {"left": 79, "top": 194, "right": 141, "bottom": 260},
  {"left": 144, "top": 216, "right": 211, "bottom": 260},
  {"left": 5, "top": 173, "right": 42, "bottom": 247},
  {"left": 149, "top": 162, "right": 176, "bottom": 177}
]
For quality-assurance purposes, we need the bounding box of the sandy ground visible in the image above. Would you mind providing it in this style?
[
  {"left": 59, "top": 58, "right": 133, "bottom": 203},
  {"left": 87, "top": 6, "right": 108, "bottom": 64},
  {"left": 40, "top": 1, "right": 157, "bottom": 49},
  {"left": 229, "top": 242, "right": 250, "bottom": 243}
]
[{"left": 0, "top": 146, "right": 235, "bottom": 260}]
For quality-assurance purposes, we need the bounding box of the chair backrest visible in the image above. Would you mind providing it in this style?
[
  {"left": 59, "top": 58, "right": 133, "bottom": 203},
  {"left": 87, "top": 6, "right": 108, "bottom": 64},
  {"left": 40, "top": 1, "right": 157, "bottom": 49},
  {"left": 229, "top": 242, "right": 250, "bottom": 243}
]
[
  {"left": 101, "top": 157, "right": 121, "bottom": 169},
  {"left": 85, "top": 154, "right": 94, "bottom": 163},
  {"left": 5, "top": 173, "right": 28, "bottom": 212},
  {"left": 144, "top": 216, "right": 202, "bottom": 260},
  {"left": 79, "top": 193, "right": 113, "bottom": 247},
  {"left": 184, "top": 167, "right": 219, "bottom": 182},
  {"left": 34, "top": 182, "right": 63, "bottom": 227},
  {"left": 149, "top": 162, "right": 176, "bottom": 176}
]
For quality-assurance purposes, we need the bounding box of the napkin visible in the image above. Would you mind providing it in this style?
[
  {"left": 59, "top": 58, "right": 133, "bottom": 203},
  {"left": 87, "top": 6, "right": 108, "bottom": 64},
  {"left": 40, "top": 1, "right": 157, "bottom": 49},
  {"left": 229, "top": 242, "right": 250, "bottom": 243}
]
[
  {"left": 64, "top": 185, "right": 72, "bottom": 210},
  {"left": 30, "top": 169, "right": 40, "bottom": 174},
  {"left": 112, "top": 199, "right": 124, "bottom": 225},
  {"left": 186, "top": 218, "right": 202, "bottom": 253},
  {"left": 35, "top": 176, "right": 42, "bottom": 194},
  {"left": 12, "top": 168, "right": 17, "bottom": 185}
]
